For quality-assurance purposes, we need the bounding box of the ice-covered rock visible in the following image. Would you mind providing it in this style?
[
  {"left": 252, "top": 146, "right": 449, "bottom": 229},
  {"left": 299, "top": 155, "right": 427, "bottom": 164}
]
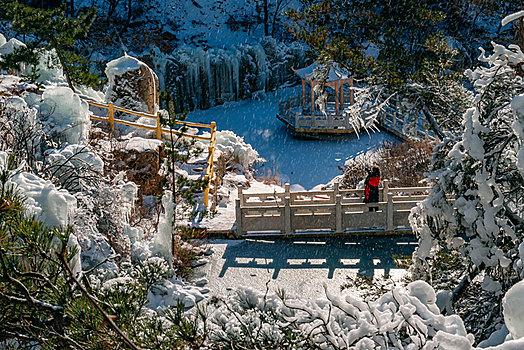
[
  {"left": 8, "top": 171, "right": 76, "bottom": 227},
  {"left": 38, "top": 86, "right": 91, "bottom": 145},
  {"left": 151, "top": 191, "right": 174, "bottom": 266},
  {"left": 0, "top": 38, "right": 26, "bottom": 57},
  {"left": 503, "top": 280, "right": 524, "bottom": 339},
  {"left": 31, "top": 49, "right": 65, "bottom": 84}
]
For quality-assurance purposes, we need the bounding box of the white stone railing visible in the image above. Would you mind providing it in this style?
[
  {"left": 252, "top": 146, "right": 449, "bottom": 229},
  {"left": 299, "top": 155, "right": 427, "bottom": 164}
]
[{"left": 235, "top": 180, "right": 430, "bottom": 235}]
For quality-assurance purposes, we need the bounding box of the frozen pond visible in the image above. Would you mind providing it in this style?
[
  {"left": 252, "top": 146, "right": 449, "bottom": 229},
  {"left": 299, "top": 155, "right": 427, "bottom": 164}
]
[
  {"left": 195, "top": 236, "right": 417, "bottom": 299},
  {"left": 189, "top": 88, "right": 399, "bottom": 189}
]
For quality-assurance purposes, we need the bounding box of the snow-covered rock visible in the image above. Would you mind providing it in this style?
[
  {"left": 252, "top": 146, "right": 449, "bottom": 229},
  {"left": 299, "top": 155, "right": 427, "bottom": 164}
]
[
  {"left": 0, "top": 33, "right": 6, "bottom": 47},
  {"left": 105, "top": 54, "right": 159, "bottom": 113},
  {"left": 0, "top": 38, "right": 26, "bottom": 57},
  {"left": 124, "top": 137, "right": 162, "bottom": 153},
  {"left": 37, "top": 86, "right": 91, "bottom": 145},
  {"left": 8, "top": 171, "right": 76, "bottom": 227},
  {"left": 151, "top": 190, "right": 174, "bottom": 266}
]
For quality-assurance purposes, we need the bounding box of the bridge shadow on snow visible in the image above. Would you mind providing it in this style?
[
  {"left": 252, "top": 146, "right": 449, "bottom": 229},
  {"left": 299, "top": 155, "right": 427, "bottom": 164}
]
[{"left": 218, "top": 235, "right": 417, "bottom": 280}]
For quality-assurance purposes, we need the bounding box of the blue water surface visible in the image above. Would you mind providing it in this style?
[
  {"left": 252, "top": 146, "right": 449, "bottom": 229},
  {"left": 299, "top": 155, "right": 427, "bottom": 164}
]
[{"left": 189, "top": 88, "right": 399, "bottom": 189}]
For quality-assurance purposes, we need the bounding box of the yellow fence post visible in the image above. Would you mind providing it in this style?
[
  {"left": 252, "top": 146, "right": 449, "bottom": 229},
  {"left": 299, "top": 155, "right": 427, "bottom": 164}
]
[
  {"left": 203, "top": 122, "right": 217, "bottom": 208},
  {"left": 108, "top": 103, "right": 115, "bottom": 133},
  {"left": 155, "top": 112, "right": 162, "bottom": 140}
]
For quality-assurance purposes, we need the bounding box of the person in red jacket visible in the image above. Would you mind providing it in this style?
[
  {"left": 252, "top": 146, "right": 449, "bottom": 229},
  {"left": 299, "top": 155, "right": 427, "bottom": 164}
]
[{"left": 364, "top": 167, "right": 381, "bottom": 212}]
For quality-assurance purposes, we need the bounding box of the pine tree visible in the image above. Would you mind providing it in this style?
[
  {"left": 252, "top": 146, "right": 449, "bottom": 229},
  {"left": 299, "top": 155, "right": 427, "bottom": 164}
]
[{"left": 0, "top": 0, "right": 98, "bottom": 89}]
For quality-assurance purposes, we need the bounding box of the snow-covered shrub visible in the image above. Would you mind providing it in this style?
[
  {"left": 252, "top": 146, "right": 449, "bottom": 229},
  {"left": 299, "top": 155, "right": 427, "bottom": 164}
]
[
  {"left": 44, "top": 144, "right": 104, "bottom": 191},
  {"left": 341, "top": 139, "right": 433, "bottom": 188},
  {"left": 28, "top": 48, "right": 65, "bottom": 84},
  {"left": 207, "top": 281, "right": 475, "bottom": 349},
  {"left": 0, "top": 96, "right": 42, "bottom": 169},
  {"left": 212, "top": 130, "right": 263, "bottom": 170},
  {"left": 37, "top": 86, "right": 91, "bottom": 145}
]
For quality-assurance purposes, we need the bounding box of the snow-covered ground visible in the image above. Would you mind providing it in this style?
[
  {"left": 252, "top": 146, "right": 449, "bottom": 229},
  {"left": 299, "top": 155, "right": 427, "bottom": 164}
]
[
  {"left": 195, "top": 236, "right": 417, "bottom": 299},
  {"left": 189, "top": 87, "right": 399, "bottom": 189}
]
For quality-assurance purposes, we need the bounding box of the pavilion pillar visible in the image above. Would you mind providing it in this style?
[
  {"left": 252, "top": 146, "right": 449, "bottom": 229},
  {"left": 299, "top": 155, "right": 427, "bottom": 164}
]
[
  {"left": 301, "top": 79, "right": 306, "bottom": 107},
  {"left": 311, "top": 81, "right": 315, "bottom": 113},
  {"left": 340, "top": 81, "right": 345, "bottom": 107},
  {"left": 335, "top": 81, "right": 339, "bottom": 115},
  {"left": 349, "top": 78, "right": 354, "bottom": 105}
]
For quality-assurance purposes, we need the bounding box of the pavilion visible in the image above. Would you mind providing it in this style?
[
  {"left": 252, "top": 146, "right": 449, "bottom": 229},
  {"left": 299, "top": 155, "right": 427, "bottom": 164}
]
[{"left": 277, "top": 62, "right": 356, "bottom": 134}]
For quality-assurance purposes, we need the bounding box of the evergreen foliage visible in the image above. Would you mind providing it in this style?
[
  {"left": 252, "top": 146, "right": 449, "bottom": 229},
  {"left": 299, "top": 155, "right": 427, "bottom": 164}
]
[{"left": 0, "top": 0, "right": 98, "bottom": 88}]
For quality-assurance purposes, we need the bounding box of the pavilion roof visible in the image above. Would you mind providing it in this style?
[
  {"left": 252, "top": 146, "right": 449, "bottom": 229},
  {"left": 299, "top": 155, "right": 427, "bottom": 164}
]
[{"left": 293, "top": 62, "right": 351, "bottom": 83}]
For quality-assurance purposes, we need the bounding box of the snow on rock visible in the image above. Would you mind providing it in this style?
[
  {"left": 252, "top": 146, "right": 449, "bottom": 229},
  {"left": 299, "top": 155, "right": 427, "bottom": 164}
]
[
  {"left": 0, "top": 33, "right": 6, "bottom": 47},
  {"left": 503, "top": 280, "right": 524, "bottom": 340},
  {"left": 8, "top": 171, "right": 76, "bottom": 227},
  {"left": 37, "top": 86, "right": 91, "bottom": 145},
  {"left": 124, "top": 137, "right": 162, "bottom": 153},
  {"left": 0, "top": 38, "right": 26, "bottom": 57},
  {"left": 105, "top": 54, "right": 159, "bottom": 113},
  {"left": 105, "top": 54, "right": 144, "bottom": 78}
]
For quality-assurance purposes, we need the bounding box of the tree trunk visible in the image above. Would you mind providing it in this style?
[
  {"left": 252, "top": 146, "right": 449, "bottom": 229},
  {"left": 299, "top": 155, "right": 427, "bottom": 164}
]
[{"left": 263, "top": 0, "right": 269, "bottom": 36}]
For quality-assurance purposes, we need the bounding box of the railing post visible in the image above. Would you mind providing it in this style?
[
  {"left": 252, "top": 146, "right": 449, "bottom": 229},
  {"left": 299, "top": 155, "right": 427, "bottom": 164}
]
[
  {"left": 284, "top": 196, "right": 291, "bottom": 235},
  {"left": 285, "top": 183, "right": 290, "bottom": 201},
  {"left": 237, "top": 185, "right": 244, "bottom": 206},
  {"left": 108, "top": 103, "right": 115, "bottom": 133},
  {"left": 333, "top": 180, "right": 339, "bottom": 203},
  {"left": 203, "top": 123, "right": 217, "bottom": 209},
  {"left": 335, "top": 194, "right": 342, "bottom": 234},
  {"left": 155, "top": 112, "right": 162, "bottom": 140},
  {"left": 235, "top": 198, "right": 242, "bottom": 236},
  {"left": 203, "top": 185, "right": 210, "bottom": 208},
  {"left": 386, "top": 192, "right": 394, "bottom": 232},
  {"left": 382, "top": 179, "right": 389, "bottom": 202}
]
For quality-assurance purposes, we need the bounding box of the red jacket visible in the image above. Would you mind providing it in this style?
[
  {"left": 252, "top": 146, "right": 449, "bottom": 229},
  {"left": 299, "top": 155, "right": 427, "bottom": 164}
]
[{"left": 364, "top": 176, "right": 380, "bottom": 203}]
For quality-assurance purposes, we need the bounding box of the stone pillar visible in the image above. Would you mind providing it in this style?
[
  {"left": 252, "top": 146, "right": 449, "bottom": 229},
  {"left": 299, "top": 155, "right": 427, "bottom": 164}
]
[
  {"left": 284, "top": 196, "right": 291, "bottom": 235},
  {"left": 235, "top": 198, "right": 242, "bottom": 236},
  {"left": 382, "top": 179, "right": 389, "bottom": 202},
  {"left": 386, "top": 192, "right": 394, "bottom": 232},
  {"left": 335, "top": 194, "right": 342, "bottom": 234}
]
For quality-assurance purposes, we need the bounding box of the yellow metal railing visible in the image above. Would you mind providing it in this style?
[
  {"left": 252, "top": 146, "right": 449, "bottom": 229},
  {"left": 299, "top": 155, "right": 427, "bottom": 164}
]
[{"left": 85, "top": 100, "right": 217, "bottom": 207}]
